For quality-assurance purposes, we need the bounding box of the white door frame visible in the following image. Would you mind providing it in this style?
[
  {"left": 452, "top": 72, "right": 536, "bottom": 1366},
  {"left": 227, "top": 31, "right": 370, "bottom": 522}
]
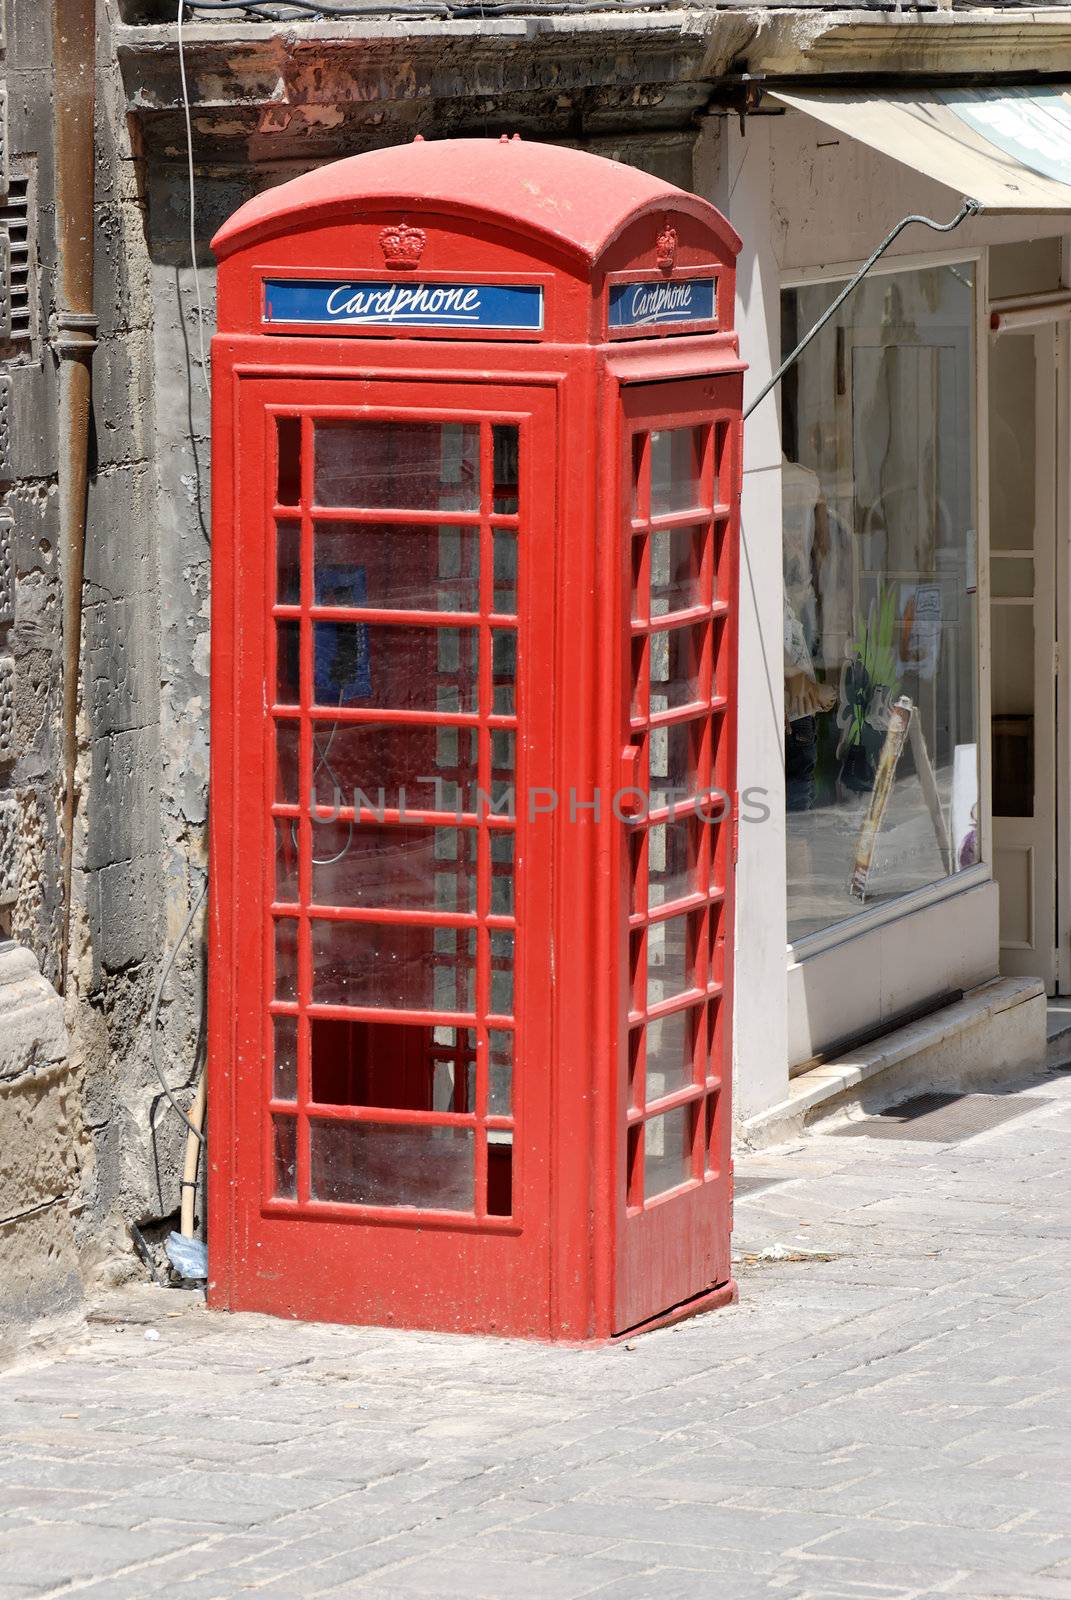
[
  {"left": 990, "top": 319, "right": 1059, "bottom": 989},
  {"left": 1057, "top": 312, "right": 1071, "bottom": 992}
]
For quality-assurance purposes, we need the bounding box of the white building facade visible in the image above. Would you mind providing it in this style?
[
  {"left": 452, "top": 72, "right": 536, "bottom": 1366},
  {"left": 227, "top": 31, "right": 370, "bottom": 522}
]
[{"left": 710, "top": 48, "right": 1071, "bottom": 1134}]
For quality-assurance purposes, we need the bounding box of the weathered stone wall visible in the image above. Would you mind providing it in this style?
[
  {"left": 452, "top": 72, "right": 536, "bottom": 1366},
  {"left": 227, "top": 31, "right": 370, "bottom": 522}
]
[
  {"left": 2, "top": 0, "right": 200, "bottom": 1346},
  {"left": 69, "top": 0, "right": 196, "bottom": 1270},
  {"left": 5, "top": 0, "right": 710, "bottom": 1342},
  {"left": 0, "top": 2, "right": 82, "bottom": 1343}
]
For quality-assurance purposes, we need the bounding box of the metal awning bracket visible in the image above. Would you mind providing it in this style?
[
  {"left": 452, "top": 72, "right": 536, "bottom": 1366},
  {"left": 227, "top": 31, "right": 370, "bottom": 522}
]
[{"left": 744, "top": 196, "right": 980, "bottom": 421}]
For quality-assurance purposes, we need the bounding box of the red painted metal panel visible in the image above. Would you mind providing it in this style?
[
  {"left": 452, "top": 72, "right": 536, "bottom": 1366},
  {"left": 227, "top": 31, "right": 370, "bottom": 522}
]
[
  {"left": 209, "top": 138, "right": 743, "bottom": 1341},
  {"left": 610, "top": 379, "right": 742, "bottom": 1336},
  {"left": 212, "top": 138, "right": 739, "bottom": 271},
  {"left": 211, "top": 373, "right": 557, "bottom": 1334}
]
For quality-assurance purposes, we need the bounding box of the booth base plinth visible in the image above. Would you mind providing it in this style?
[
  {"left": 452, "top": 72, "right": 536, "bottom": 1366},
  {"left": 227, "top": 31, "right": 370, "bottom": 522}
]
[
  {"left": 612, "top": 1277, "right": 738, "bottom": 1343},
  {"left": 206, "top": 1274, "right": 739, "bottom": 1344}
]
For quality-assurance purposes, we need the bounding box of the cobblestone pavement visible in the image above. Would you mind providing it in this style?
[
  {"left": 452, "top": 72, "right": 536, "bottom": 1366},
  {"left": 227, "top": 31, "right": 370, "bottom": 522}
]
[{"left": 3, "top": 1064, "right": 1070, "bottom": 1600}]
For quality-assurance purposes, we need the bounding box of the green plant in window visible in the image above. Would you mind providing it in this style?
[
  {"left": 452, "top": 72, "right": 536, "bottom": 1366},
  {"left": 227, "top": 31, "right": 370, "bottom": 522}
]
[{"left": 836, "top": 584, "right": 900, "bottom": 790}]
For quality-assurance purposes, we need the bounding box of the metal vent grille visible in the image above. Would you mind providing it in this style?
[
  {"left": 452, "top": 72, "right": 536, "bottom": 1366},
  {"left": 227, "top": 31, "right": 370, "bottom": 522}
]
[{"left": 0, "top": 174, "right": 33, "bottom": 346}]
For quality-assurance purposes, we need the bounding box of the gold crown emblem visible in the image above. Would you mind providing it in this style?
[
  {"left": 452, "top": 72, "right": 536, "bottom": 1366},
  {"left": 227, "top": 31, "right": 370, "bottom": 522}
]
[
  {"left": 379, "top": 222, "right": 427, "bottom": 270},
  {"left": 656, "top": 224, "right": 678, "bottom": 274}
]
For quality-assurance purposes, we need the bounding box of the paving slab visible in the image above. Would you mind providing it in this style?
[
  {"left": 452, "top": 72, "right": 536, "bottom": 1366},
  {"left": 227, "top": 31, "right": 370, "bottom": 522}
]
[{"left": 2, "top": 1069, "right": 1069, "bottom": 1598}]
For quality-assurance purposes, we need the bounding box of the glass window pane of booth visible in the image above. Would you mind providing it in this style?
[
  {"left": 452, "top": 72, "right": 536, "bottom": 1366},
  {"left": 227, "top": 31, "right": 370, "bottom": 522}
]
[
  {"left": 650, "top": 526, "right": 705, "bottom": 618},
  {"left": 266, "top": 414, "right": 520, "bottom": 1220},
  {"left": 643, "top": 1104, "right": 693, "bottom": 1201},
  {"left": 310, "top": 1121, "right": 475, "bottom": 1211},
  {"left": 649, "top": 428, "right": 705, "bottom": 517},
  {"left": 625, "top": 412, "right": 728, "bottom": 1215},
  {"left": 314, "top": 522, "right": 480, "bottom": 614},
  {"left": 310, "top": 822, "right": 478, "bottom": 912},
  {"left": 780, "top": 265, "right": 979, "bottom": 943},
  {"left": 313, "top": 421, "right": 480, "bottom": 511},
  {"left": 305, "top": 722, "right": 480, "bottom": 815}
]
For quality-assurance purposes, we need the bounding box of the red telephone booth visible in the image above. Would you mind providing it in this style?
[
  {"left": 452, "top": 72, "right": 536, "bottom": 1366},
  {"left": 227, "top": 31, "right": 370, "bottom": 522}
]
[{"left": 208, "top": 138, "right": 743, "bottom": 1341}]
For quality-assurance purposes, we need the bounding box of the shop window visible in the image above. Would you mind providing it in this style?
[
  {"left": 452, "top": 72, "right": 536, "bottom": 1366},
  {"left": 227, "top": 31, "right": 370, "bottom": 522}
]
[{"left": 780, "top": 265, "right": 978, "bottom": 943}]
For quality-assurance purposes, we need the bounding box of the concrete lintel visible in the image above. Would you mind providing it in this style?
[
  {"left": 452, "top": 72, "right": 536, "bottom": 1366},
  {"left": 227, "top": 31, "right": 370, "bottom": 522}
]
[
  {"left": 745, "top": 7, "right": 1071, "bottom": 79},
  {"left": 118, "top": 11, "right": 722, "bottom": 59},
  {"left": 115, "top": 8, "right": 1071, "bottom": 159},
  {"left": 117, "top": 12, "right": 730, "bottom": 103},
  {"left": 115, "top": 11, "right": 755, "bottom": 153},
  {"left": 117, "top": 7, "right": 1071, "bottom": 95}
]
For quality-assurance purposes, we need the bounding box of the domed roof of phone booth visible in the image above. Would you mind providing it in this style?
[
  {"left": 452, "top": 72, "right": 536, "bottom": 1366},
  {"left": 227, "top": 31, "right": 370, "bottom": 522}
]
[{"left": 211, "top": 138, "right": 741, "bottom": 266}]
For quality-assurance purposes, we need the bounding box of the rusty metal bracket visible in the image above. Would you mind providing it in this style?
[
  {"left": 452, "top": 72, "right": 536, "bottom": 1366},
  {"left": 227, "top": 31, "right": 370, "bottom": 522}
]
[{"left": 744, "top": 196, "right": 980, "bottom": 422}]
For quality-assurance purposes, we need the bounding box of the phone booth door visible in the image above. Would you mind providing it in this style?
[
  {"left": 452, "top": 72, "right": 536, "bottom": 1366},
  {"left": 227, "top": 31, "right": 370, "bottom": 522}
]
[
  {"left": 217, "top": 373, "right": 556, "bottom": 1334},
  {"left": 615, "top": 379, "right": 738, "bottom": 1334}
]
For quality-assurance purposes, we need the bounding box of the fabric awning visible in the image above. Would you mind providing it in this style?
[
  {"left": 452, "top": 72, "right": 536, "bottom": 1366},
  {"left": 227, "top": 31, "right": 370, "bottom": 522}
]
[{"left": 768, "top": 85, "right": 1071, "bottom": 213}]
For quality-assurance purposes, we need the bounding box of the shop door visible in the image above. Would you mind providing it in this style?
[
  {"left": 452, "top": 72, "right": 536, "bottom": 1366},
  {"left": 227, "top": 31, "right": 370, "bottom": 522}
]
[
  {"left": 989, "top": 326, "right": 1057, "bottom": 990},
  {"left": 615, "top": 382, "right": 736, "bottom": 1334},
  {"left": 224, "top": 375, "right": 555, "bottom": 1333}
]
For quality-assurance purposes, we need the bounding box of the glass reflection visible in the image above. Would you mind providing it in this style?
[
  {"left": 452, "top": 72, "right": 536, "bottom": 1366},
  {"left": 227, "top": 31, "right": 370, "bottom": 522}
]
[{"left": 781, "top": 265, "right": 978, "bottom": 941}]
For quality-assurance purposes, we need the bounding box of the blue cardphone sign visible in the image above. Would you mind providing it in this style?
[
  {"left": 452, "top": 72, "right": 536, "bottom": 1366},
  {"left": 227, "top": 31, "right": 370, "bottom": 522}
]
[
  {"left": 608, "top": 277, "right": 717, "bottom": 333},
  {"left": 264, "top": 279, "right": 544, "bottom": 332}
]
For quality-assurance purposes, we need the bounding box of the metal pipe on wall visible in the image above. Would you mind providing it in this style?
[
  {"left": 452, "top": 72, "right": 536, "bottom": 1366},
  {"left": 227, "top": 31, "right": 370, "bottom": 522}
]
[{"left": 53, "top": 0, "right": 98, "bottom": 994}]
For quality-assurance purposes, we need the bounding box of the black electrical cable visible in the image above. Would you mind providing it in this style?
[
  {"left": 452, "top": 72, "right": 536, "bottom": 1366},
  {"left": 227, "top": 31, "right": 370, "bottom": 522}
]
[
  {"left": 181, "top": 0, "right": 683, "bottom": 16},
  {"left": 182, "top": 0, "right": 450, "bottom": 14},
  {"left": 149, "top": 875, "right": 208, "bottom": 1144},
  {"left": 142, "top": 4, "right": 211, "bottom": 1164}
]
